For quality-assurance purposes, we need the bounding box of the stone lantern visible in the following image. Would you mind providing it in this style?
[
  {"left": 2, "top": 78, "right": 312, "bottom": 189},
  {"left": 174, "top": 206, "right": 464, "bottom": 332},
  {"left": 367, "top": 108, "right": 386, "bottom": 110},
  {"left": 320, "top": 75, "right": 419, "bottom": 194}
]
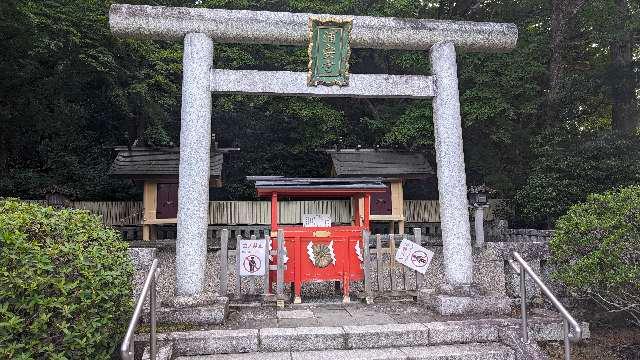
[
  {"left": 468, "top": 185, "right": 493, "bottom": 247},
  {"left": 468, "top": 190, "right": 489, "bottom": 207}
]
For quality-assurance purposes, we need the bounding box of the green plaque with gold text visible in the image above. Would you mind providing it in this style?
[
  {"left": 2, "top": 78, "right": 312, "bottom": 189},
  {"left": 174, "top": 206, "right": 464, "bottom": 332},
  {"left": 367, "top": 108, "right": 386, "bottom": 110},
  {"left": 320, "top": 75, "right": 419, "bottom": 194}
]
[{"left": 307, "top": 17, "right": 352, "bottom": 87}]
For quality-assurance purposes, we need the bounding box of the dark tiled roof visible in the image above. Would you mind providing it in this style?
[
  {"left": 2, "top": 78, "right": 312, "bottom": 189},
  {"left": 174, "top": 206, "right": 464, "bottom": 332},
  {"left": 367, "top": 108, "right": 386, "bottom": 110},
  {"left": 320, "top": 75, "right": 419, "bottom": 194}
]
[
  {"left": 326, "top": 150, "right": 434, "bottom": 178},
  {"left": 249, "top": 176, "right": 387, "bottom": 191},
  {"left": 110, "top": 147, "right": 222, "bottom": 177}
]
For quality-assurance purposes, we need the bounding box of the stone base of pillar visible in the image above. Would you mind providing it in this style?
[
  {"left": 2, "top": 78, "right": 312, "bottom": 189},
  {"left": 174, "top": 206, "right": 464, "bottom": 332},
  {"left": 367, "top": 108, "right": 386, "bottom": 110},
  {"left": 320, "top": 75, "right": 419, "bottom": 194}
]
[
  {"left": 418, "top": 285, "right": 511, "bottom": 316},
  {"left": 156, "top": 293, "right": 229, "bottom": 325}
]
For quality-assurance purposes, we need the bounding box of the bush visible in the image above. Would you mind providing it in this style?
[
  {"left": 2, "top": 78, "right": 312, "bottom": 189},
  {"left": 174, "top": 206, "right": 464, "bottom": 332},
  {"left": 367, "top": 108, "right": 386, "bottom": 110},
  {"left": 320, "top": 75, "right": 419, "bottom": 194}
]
[
  {"left": 0, "top": 199, "right": 133, "bottom": 359},
  {"left": 550, "top": 186, "right": 640, "bottom": 326}
]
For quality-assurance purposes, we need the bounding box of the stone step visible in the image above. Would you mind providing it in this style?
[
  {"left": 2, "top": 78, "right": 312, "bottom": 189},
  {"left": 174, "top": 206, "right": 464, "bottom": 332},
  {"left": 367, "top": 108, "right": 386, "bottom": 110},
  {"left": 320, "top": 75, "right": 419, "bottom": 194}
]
[
  {"left": 175, "top": 343, "right": 515, "bottom": 360},
  {"left": 142, "top": 343, "right": 174, "bottom": 360},
  {"left": 134, "top": 318, "right": 587, "bottom": 358},
  {"left": 157, "top": 321, "right": 500, "bottom": 356}
]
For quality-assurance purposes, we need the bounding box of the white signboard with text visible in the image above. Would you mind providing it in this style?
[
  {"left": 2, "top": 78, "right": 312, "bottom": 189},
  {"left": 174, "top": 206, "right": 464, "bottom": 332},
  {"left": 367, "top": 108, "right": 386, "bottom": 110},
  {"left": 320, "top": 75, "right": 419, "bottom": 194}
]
[
  {"left": 395, "top": 238, "right": 434, "bottom": 275},
  {"left": 238, "top": 239, "right": 266, "bottom": 276},
  {"left": 303, "top": 214, "right": 331, "bottom": 227}
]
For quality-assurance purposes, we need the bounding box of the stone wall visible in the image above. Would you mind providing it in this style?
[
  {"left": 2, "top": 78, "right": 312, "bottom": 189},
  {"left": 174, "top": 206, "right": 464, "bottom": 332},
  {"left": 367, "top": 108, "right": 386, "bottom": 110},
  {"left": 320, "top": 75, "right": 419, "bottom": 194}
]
[
  {"left": 129, "top": 239, "right": 556, "bottom": 304},
  {"left": 491, "top": 228, "right": 555, "bottom": 243}
]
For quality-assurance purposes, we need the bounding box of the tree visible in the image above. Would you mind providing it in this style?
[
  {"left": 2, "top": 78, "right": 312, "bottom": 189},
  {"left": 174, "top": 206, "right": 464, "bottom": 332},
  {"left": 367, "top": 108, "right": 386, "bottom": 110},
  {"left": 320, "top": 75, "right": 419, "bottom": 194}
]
[
  {"left": 547, "top": 0, "right": 639, "bottom": 133},
  {"left": 2, "top": 0, "right": 634, "bottom": 219},
  {"left": 608, "top": 0, "right": 639, "bottom": 134},
  {"left": 514, "top": 130, "right": 640, "bottom": 228},
  {"left": 0, "top": 0, "right": 190, "bottom": 199},
  {"left": 547, "top": 0, "right": 585, "bottom": 120}
]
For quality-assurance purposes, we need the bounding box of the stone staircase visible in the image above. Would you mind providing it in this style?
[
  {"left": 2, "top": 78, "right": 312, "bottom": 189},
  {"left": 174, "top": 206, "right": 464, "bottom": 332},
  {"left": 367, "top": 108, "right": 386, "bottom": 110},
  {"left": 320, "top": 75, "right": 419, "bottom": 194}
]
[
  {"left": 176, "top": 343, "right": 515, "bottom": 359},
  {"left": 140, "top": 318, "right": 587, "bottom": 360}
]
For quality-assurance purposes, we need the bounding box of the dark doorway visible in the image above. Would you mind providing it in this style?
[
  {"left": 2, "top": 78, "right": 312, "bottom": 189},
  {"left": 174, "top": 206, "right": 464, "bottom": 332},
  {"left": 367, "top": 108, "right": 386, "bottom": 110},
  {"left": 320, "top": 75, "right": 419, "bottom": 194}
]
[
  {"left": 157, "top": 183, "right": 178, "bottom": 219},
  {"left": 370, "top": 182, "right": 392, "bottom": 215}
]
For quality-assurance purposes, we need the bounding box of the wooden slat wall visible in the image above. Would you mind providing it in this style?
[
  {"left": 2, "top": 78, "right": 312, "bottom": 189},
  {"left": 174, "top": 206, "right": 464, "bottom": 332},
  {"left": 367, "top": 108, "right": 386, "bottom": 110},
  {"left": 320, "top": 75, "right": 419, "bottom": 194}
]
[
  {"left": 278, "top": 200, "right": 351, "bottom": 225},
  {"left": 71, "top": 201, "right": 143, "bottom": 225},
  {"left": 207, "top": 200, "right": 351, "bottom": 225},
  {"left": 208, "top": 201, "right": 270, "bottom": 225},
  {"left": 65, "top": 199, "right": 500, "bottom": 226},
  {"left": 404, "top": 199, "right": 499, "bottom": 222},
  {"left": 66, "top": 200, "right": 351, "bottom": 226},
  {"left": 403, "top": 200, "right": 440, "bottom": 223}
]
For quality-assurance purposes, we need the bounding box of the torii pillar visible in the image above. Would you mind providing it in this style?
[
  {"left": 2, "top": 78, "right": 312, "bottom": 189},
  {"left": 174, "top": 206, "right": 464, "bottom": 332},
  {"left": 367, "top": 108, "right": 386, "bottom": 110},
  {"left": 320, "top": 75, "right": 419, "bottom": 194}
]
[{"left": 175, "top": 32, "right": 214, "bottom": 296}]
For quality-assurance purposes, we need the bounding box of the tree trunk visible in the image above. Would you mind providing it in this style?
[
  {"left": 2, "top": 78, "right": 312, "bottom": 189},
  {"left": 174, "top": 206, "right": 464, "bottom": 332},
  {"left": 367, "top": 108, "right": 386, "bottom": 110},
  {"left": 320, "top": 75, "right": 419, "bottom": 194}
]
[
  {"left": 547, "top": 0, "right": 585, "bottom": 120},
  {"left": 609, "top": 0, "right": 639, "bottom": 134}
]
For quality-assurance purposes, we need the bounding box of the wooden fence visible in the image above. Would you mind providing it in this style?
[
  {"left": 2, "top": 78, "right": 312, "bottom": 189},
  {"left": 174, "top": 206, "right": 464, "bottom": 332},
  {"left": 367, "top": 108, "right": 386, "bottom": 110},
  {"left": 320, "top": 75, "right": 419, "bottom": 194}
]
[
  {"left": 63, "top": 199, "right": 501, "bottom": 226},
  {"left": 367, "top": 229, "right": 427, "bottom": 298},
  {"left": 217, "top": 228, "right": 428, "bottom": 305},
  {"left": 218, "top": 230, "right": 272, "bottom": 300},
  {"left": 71, "top": 201, "right": 143, "bottom": 225}
]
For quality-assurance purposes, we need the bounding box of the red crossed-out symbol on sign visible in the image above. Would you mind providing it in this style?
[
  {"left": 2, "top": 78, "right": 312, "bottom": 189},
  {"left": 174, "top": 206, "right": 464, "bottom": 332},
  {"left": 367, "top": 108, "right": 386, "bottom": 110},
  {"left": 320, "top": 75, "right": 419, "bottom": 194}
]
[{"left": 411, "top": 251, "right": 429, "bottom": 268}]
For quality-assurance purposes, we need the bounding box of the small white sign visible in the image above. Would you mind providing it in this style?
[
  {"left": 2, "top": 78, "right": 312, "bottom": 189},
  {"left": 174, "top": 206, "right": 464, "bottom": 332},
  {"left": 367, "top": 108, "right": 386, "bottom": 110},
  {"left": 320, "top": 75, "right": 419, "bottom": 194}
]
[
  {"left": 302, "top": 214, "right": 331, "bottom": 227},
  {"left": 395, "top": 238, "right": 434, "bottom": 275},
  {"left": 238, "top": 239, "right": 266, "bottom": 276}
]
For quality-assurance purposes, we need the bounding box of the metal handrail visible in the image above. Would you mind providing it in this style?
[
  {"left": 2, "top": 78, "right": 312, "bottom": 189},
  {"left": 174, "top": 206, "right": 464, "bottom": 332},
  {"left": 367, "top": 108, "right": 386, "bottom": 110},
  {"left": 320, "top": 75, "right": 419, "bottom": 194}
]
[
  {"left": 121, "top": 258, "right": 159, "bottom": 360},
  {"left": 509, "top": 251, "right": 582, "bottom": 360}
]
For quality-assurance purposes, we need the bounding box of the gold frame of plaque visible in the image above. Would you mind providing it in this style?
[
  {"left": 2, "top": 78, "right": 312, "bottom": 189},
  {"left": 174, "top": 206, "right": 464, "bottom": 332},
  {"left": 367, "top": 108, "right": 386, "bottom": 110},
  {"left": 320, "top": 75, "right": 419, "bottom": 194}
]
[{"left": 307, "top": 16, "right": 352, "bottom": 86}]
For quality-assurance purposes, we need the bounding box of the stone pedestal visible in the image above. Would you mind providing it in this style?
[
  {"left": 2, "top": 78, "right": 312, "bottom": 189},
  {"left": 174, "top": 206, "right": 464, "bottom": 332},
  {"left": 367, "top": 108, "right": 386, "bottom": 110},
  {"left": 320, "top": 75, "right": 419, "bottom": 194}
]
[
  {"left": 473, "top": 206, "right": 487, "bottom": 247},
  {"left": 419, "top": 285, "right": 511, "bottom": 316},
  {"left": 176, "top": 32, "right": 213, "bottom": 297},
  {"left": 157, "top": 294, "right": 229, "bottom": 325},
  {"left": 430, "top": 41, "right": 474, "bottom": 287}
]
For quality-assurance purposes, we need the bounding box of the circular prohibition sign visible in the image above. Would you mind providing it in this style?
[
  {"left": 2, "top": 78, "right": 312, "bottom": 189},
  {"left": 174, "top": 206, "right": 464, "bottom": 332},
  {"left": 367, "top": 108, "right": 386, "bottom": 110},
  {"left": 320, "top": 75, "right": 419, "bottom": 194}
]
[
  {"left": 410, "top": 250, "right": 429, "bottom": 268},
  {"left": 243, "top": 255, "right": 262, "bottom": 273}
]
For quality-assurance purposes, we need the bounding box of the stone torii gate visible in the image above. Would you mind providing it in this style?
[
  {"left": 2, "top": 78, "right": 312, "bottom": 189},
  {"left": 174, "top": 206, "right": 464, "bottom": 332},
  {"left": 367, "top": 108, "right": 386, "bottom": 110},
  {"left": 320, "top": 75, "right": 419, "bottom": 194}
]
[{"left": 109, "top": 4, "right": 517, "bottom": 308}]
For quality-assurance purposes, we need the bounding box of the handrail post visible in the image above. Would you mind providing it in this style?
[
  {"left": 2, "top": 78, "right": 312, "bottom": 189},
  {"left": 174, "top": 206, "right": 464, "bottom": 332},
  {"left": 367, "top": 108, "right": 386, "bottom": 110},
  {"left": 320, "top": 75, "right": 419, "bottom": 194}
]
[
  {"left": 150, "top": 271, "right": 157, "bottom": 360},
  {"left": 563, "top": 318, "right": 570, "bottom": 360},
  {"left": 128, "top": 339, "right": 134, "bottom": 360},
  {"left": 511, "top": 251, "right": 581, "bottom": 360},
  {"left": 120, "top": 258, "right": 159, "bottom": 360},
  {"left": 520, "top": 264, "right": 528, "bottom": 343}
]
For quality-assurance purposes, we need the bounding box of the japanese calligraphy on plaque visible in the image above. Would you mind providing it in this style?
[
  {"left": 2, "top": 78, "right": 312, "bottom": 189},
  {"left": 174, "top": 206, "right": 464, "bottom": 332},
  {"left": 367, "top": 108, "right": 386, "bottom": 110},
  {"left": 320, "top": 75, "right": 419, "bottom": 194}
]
[{"left": 307, "top": 17, "right": 352, "bottom": 86}]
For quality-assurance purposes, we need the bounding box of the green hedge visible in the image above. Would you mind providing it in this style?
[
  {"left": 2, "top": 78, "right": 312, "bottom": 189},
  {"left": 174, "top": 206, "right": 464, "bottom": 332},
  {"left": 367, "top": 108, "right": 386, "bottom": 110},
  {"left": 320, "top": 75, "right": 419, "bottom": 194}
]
[
  {"left": 0, "top": 199, "right": 133, "bottom": 359},
  {"left": 551, "top": 186, "right": 640, "bottom": 325}
]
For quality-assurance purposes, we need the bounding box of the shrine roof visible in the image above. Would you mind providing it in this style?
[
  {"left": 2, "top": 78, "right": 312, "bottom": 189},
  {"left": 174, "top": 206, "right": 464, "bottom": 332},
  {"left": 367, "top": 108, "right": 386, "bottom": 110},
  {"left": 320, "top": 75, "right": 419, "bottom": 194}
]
[
  {"left": 249, "top": 176, "right": 387, "bottom": 197},
  {"left": 110, "top": 146, "right": 223, "bottom": 179},
  {"left": 325, "top": 149, "right": 434, "bottom": 179}
]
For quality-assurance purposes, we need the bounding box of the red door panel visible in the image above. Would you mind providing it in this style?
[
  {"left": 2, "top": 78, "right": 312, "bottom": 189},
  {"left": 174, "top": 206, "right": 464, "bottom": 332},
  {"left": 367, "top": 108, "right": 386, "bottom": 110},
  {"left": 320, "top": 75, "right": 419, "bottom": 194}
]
[{"left": 279, "top": 228, "right": 364, "bottom": 284}]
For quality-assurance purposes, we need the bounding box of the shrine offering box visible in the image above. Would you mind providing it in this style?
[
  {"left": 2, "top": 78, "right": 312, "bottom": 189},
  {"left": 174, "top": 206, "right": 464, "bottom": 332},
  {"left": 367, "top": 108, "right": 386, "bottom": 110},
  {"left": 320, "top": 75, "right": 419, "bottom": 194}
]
[{"left": 250, "top": 177, "right": 386, "bottom": 303}]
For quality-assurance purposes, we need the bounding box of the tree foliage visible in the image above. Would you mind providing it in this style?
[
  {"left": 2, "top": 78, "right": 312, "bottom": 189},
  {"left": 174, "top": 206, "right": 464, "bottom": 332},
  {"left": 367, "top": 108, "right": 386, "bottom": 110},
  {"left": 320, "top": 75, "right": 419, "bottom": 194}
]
[
  {"left": 0, "top": 0, "right": 638, "bottom": 224},
  {"left": 514, "top": 131, "right": 640, "bottom": 228}
]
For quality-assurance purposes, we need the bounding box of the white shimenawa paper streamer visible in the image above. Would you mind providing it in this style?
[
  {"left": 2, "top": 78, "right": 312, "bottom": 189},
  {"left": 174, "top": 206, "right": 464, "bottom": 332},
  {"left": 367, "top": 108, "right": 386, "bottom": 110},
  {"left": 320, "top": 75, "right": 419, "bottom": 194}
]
[
  {"left": 355, "top": 240, "right": 363, "bottom": 262},
  {"left": 329, "top": 240, "right": 336, "bottom": 265},
  {"left": 306, "top": 241, "right": 315, "bottom": 265}
]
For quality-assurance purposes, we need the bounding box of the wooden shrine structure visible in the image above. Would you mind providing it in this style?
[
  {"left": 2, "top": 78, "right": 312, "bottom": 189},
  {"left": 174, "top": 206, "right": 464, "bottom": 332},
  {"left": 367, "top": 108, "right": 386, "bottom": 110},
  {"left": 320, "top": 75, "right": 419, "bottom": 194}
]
[
  {"left": 110, "top": 145, "right": 232, "bottom": 240},
  {"left": 326, "top": 149, "right": 434, "bottom": 233},
  {"left": 251, "top": 176, "right": 386, "bottom": 303}
]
